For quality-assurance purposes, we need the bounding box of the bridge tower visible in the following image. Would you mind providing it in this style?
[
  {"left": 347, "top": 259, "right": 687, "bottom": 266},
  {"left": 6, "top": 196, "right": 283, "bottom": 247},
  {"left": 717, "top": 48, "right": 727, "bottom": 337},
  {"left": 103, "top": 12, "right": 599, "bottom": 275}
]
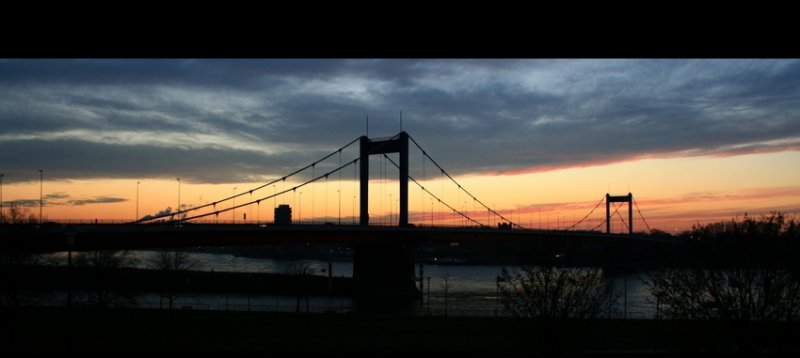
[
  {"left": 606, "top": 193, "right": 633, "bottom": 235},
  {"left": 354, "top": 131, "right": 418, "bottom": 312},
  {"left": 359, "top": 131, "right": 409, "bottom": 226}
]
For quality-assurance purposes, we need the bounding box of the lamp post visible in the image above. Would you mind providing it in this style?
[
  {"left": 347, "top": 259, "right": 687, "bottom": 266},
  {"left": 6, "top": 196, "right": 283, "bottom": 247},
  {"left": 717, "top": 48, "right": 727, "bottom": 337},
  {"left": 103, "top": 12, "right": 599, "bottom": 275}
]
[
  {"left": 136, "top": 181, "right": 140, "bottom": 221},
  {"left": 337, "top": 189, "right": 341, "bottom": 225},
  {"left": 39, "top": 169, "right": 43, "bottom": 224},
  {"left": 232, "top": 187, "right": 237, "bottom": 223},
  {"left": 299, "top": 191, "right": 303, "bottom": 224},
  {"left": 1, "top": 173, "right": 4, "bottom": 223},
  {"left": 430, "top": 198, "right": 434, "bottom": 227},
  {"left": 396, "top": 198, "right": 399, "bottom": 226},
  {"left": 176, "top": 178, "right": 181, "bottom": 220},
  {"left": 427, "top": 276, "right": 431, "bottom": 313},
  {"left": 496, "top": 276, "right": 500, "bottom": 317},
  {"left": 273, "top": 184, "right": 277, "bottom": 209},
  {"left": 352, "top": 195, "right": 355, "bottom": 225}
]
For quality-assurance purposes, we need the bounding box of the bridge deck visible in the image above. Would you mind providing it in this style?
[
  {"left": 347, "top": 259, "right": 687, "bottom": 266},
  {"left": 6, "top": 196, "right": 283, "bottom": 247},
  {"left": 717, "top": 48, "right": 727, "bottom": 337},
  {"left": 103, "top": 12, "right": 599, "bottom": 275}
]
[{"left": 1, "top": 224, "right": 672, "bottom": 252}]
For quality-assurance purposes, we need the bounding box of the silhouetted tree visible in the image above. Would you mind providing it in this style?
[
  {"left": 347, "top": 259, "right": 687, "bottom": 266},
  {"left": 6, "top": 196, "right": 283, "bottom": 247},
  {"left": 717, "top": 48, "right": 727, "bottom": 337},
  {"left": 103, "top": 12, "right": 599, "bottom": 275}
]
[
  {"left": 440, "top": 267, "right": 453, "bottom": 316},
  {"left": 649, "top": 267, "right": 800, "bottom": 322},
  {"left": 0, "top": 205, "right": 42, "bottom": 307},
  {"left": 285, "top": 260, "right": 316, "bottom": 276},
  {"left": 1, "top": 204, "right": 36, "bottom": 224},
  {"left": 285, "top": 260, "right": 315, "bottom": 313},
  {"left": 646, "top": 213, "right": 800, "bottom": 351},
  {"left": 75, "top": 250, "right": 136, "bottom": 308},
  {"left": 0, "top": 253, "right": 42, "bottom": 308},
  {"left": 648, "top": 228, "right": 672, "bottom": 238},
  {"left": 149, "top": 250, "right": 197, "bottom": 310},
  {"left": 498, "top": 264, "right": 617, "bottom": 352},
  {"left": 499, "top": 265, "right": 616, "bottom": 320}
]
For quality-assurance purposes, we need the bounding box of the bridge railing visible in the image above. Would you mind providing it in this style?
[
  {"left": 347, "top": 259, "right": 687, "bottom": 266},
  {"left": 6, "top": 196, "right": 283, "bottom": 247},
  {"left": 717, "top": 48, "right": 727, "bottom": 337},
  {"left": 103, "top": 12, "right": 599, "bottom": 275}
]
[{"left": 45, "top": 219, "right": 140, "bottom": 225}]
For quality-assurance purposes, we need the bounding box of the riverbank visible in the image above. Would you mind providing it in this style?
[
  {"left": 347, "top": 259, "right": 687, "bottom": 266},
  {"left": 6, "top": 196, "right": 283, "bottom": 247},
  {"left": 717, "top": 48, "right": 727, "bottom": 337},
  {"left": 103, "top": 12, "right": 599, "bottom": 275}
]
[
  {"left": 0, "top": 265, "right": 353, "bottom": 296},
  {"left": 2, "top": 307, "right": 799, "bottom": 352}
]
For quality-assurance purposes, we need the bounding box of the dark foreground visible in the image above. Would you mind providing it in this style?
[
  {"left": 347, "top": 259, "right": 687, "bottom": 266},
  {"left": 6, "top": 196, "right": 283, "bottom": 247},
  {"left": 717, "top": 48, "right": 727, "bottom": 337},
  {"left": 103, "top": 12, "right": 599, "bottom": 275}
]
[{"left": 3, "top": 307, "right": 800, "bottom": 353}]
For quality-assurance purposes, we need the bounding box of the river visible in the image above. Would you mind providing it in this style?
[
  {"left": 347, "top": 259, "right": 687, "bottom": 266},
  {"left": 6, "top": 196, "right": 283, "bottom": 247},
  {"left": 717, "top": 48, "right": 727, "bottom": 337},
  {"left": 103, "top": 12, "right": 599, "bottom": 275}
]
[{"left": 40, "top": 250, "right": 657, "bottom": 318}]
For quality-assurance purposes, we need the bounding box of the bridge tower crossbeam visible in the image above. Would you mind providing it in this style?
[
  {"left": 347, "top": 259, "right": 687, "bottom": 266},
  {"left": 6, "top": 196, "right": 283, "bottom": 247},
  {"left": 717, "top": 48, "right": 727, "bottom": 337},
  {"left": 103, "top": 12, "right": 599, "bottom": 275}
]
[{"left": 360, "top": 131, "right": 409, "bottom": 226}]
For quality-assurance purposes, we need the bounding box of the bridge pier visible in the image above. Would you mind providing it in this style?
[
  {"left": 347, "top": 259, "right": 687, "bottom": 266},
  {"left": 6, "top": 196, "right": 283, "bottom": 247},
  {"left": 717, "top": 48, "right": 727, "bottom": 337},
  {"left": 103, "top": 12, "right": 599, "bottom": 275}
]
[{"left": 352, "top": 240, "right": 420, "bottom": 313}]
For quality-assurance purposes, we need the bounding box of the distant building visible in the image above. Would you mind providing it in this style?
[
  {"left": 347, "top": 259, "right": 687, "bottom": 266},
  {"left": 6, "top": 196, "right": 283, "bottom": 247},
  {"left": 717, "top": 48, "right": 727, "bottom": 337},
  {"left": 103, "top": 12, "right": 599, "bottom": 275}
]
[
  {"left": 274, "top": 204, "right": 292, "bottom": 225},
  {"left": 497, "top": 222, "right": 511, "bottom": 230}
]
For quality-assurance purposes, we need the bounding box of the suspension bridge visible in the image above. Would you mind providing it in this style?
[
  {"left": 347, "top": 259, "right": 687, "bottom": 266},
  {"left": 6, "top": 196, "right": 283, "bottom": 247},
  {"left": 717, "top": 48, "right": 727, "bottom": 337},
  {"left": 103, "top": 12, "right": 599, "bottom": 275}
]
[
  {"left": 123, "top": 131, "right": 651, "bottom": 233},
  {"left": 4, "top": 130, "right": 662, "bottom": 248},
  {"left": 2, "top": 131, "right": 668, "bottom": 311}
]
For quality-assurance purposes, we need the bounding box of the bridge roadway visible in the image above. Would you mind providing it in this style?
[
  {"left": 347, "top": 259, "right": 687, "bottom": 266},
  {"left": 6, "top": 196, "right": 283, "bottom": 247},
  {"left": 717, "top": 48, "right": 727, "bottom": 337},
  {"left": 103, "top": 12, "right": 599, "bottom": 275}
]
[{"left": 1, "top": 223, "right": 673, "bottom": 252}]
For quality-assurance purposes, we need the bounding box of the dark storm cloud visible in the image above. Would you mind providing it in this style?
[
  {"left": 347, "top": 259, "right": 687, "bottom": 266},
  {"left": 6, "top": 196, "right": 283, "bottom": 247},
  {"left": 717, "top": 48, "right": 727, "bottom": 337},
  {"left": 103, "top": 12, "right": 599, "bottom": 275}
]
[
  {"left": 0, "top": 138, "right": 328, "bottom": 184},
  {"left": 1, "top": 59, "right": 799, "bottom": 183},
  {"left": 0, "top": 59, "right": 342, "bottom": 88}
]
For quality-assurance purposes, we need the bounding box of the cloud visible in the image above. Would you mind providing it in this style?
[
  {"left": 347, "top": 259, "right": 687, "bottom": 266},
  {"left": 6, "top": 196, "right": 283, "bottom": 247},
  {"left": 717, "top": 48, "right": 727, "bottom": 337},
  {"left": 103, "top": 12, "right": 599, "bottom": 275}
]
[
  {"left": 0, "top": 138, "right": 329, "bottom": 183},
  {"left": 6, "top": 199, "right": 39, "bottom": 208},
  {"left": 2, "top": 59, "right": 799, "bottom": 183},
  {"left": 7, "top": 194, "right": 128, "bottom": 207},
  {"left": 633, "top": 186, "right": 800, "bottom": 207},
  {"left": 67, "top": 196, "right": 127, "bottom": 206},
  {"left": 44, "top": 192, "right": 70, "bottom": 199}
]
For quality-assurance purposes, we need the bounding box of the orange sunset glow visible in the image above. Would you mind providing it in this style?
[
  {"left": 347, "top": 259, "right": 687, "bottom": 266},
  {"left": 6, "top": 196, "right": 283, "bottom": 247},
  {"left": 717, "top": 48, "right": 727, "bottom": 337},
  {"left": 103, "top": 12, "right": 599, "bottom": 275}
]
[
  {"left": 2, "top": 59, "right": 799, "bottom": 234},
  {"left": 4, "top": 149, "right": 799, "bottom": 233}
]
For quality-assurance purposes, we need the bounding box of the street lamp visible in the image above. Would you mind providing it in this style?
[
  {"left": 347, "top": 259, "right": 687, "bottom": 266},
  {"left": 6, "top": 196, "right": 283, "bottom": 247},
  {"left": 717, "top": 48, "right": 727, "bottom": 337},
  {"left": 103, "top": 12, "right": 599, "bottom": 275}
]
[
  {"left": 337, "top": 189, "right": 341, "bottom": 225},
  {"left": 299, "top": 191, "right": 303, "bottom": 224},
  {"left": 495, "top": 275, "right": 508, "bottom": 317},
  {"left": 176, "top": 178, "right": 181, "bottom": 220},
  {"left": 427, "top": 276, "right": 431, "bottom": 313},
  {"left": 352, "top": 195, "right": 355, "bottom": 225},
  {"left": 0, "top": 173, "right": 4, "bottom": 223},
  {"left": 39, "top": 169, "right": 43, "bottom": 224},
  {"left": 136, "top": 181, "right": 140, "bottom": 221},
  {"left": 496, "top": 276, "right": 500, "bottom": 317},
  {"left": 273, "top": 184, "right": 277, "bottom": 209},
  {"left": 232, "top": 187, "right": 237, "bottom": 223},
  {"left": 396, "top": 198, "right": 399, "bottom": 226},
  {"left": 430, "top": 198, "right": 434, "bottom": 227}
]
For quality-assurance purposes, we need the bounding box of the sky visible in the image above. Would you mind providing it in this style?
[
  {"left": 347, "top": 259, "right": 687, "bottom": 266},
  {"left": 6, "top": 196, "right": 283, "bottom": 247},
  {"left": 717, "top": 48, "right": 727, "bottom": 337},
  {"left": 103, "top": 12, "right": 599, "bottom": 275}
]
[{"left": 1, "top": 59, "right": 799, "bottom": 232}]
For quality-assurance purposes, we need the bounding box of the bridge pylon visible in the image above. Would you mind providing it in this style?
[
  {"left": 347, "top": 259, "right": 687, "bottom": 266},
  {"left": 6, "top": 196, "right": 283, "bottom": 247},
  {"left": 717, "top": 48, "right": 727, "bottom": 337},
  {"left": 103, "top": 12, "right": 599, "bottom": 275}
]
[
  {"left": 606, "top": 192, "right": 633, "bottom": 235},
  {"left": 360, "top": 131, "right": 409, "bottom": 226}
]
